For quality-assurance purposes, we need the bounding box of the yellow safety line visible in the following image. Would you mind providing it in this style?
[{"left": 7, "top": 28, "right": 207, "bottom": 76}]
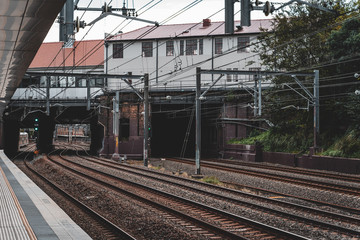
[{"left": 0, "top": 167, "right": 37, "bottom": 240}]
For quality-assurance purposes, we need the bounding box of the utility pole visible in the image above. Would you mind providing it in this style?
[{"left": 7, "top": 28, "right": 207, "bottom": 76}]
[
  {"left": 143, "top": 74, "right": 149, "bottom": 167},
  {"left": 86, "top": 78, "right": 91, "bottom": 111},
  {"left": 112, "top": 91, "right": 120, "bottom": 160},
  {"left": 314, "top": 70, "right": 319, "bottom": 149},
  {"left": 195, "top": 67, "right": 201, "bottom": 175},
  {"left": 46, "top": 76, "right": 50, "bottom": 116},
  {"left": 225, "top": 0, "right": 235, "bottom": 34},
  {"left": 258, "top": 77, "right": 262, "bottom": 116},
  {"left": 254, "top": 78, "right": 258, "bottom": 116}
]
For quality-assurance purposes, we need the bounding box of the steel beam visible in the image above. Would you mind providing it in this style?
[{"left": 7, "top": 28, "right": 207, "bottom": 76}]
[
  {"left": 195, "top": 67, "right": 201, "bottom": 175},
  {"left": 26, "top": 71, "right": 144, "bottom": 79},
  {"left": 200, "top": 69, "right": 315, "bottom": 77},
  {"left": 143, "top": 74, "right": 149, "bottom": 167}
]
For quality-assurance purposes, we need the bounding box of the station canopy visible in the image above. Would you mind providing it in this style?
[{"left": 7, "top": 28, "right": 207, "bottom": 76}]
[{"left": 0, "top": 0, "right": 66, "bottom": 115}]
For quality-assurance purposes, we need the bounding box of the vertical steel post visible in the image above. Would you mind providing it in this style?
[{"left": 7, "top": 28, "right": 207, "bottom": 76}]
[
  {"left": 143, "top": 74, "right": 149, "bottom": 167},
  {"left": 65, "top": 0, "right": 74, "bottom": 42},
  {"left": 314, "top": 70, "right": 320, "bottom": 148},
  {"left": 258, "top": 77, "right": 262, "bottom": 116},
  {"left": 254, "top": 78, "right": 258, "bottom": 116},
  {"left": 87, "top": 78, "right": 90, "bottom": 111},
  {"left": 114, "top": 91, "right": 119, "bottom": 155},
  {"left": 156, "top": 40, "right": 159, "bottom": 84},
  {"left": 241, "top": 0, "right": 251, "bottom": 27},
  {"left": 211, "top": 37, "right": 214, "bottom": 82},
  {"left": 195, "top": 67, "right": 201, "bottom": 175},
  {"left": 46, "top": 77, "right": 50, "bottom": 116},
  {"left": 59, "top": 7, "right": 66, "bottom": 42},
  {"left": 225, "top": 0, "right": 234, "bottom": 34},
  {"left": 105, "top": 40, "right": 109, "bottom": 87}
]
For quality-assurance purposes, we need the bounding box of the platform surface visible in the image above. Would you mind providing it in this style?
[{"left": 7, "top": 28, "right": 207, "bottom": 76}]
[{"left": 0, "top": 150, "right": 91, "bottom": 240}]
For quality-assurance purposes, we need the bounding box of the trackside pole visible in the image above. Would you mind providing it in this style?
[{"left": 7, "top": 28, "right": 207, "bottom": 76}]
[
  {"left": 195, "top": 67, "right": 201, "bottom": 175},
  {"left": 143, "top": 74, "right": 149, "bottom": 167},
  {"left": 314, "top": 70, "right": 320, "bottom": 149}
]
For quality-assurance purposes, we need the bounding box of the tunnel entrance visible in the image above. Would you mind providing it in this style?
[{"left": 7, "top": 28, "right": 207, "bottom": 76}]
[
  {"left": 55, "top": 124, "right": 90, "bottom": 143},
  {"left": 150, "top": 104, "right": 220, "bottom": 158}
]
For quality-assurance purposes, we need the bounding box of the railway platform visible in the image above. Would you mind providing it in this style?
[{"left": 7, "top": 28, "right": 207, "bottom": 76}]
[{"left": 0, "top": 150, "right": 91, "bottom": 240}]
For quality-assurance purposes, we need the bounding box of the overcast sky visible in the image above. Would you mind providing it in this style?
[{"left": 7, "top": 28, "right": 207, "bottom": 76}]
[{"left": 44, "top": 0, "right": 285, "bottom": 42}]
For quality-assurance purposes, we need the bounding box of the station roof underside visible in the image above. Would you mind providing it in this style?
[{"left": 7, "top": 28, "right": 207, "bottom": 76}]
[{"left": 0, "top": 0, "right": 66, "bottom": 105}]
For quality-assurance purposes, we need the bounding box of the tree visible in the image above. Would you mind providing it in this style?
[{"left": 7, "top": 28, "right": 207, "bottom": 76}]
[{"left": 254, "top": 0, "right": 357, "bottom": 151}]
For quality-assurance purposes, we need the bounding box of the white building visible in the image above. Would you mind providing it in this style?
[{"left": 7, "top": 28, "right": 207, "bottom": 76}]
[{"left": 106, "top": 19, "right": 272, "bottom": 92}]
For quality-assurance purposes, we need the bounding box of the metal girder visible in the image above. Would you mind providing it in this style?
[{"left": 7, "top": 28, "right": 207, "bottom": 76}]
[
  {"left": 200, "top": 69, "right": 315, "bottom": 77},
  {"left": 26, "top": 71, "right": 144, "bottom": 79},
  {"left": 291, "top": 75, "right": 314, "bottom": 101},
  {"left": 200, "top": 74, "right": 224, "bottom": 98}
]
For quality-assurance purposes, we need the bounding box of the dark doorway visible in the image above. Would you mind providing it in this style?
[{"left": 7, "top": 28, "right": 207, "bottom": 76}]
[
  {"left": 151, "top": 104, "right": 195, "bottom": 158},
  {"left": 150, "top": 103, "right": 221, "bottom": 158}
]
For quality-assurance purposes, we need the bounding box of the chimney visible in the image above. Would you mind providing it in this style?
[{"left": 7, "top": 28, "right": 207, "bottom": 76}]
[{"left": 203, "top": 19, "right": 211, "bottom": 27}]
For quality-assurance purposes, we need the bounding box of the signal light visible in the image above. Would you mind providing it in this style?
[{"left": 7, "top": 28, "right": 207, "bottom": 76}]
[{"left": 34, "top": 118, "right": 39, "bottom": 131}]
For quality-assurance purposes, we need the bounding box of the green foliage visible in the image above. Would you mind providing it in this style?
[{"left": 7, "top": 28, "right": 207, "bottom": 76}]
[
  {"left": 322, "top": 130, "right": 360, "bottom": 158},
  {"left": 253, "top": 1, "right": 360, "bottom": 155},
  {"left": 327, "top": 18, "right": 360, "bottom": 59},
  {"left": 228, "top": 130, "right": 311, "bottom": 153},
  {"left": 200, "top": 176, "right": 221, "bottom": 185}
]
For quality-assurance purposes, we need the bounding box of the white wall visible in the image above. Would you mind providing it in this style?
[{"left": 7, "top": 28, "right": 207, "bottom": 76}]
[
  {"left": 106, "top": 35, "right": 262, "bottom": 92},
  {"left": 11, "top": 88, "right": 103, "bottom": 100}
]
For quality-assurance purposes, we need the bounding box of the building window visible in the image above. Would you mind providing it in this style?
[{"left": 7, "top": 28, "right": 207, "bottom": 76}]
[
  {"left": 233, "top": 68, "right": 238, "bottom": 82},
  {"left": 199, "top": 39, "right": 203, "bottom": 55},
  {"left": 89, "top": 78, "right": 105, "bottom": 87},
  {"left": 142, "top": 42, "right": 153, "bottom": 57},
  {"left": 215, "top": 38, "right": 222, "bottom": 54},
  {"left": 186, "top": 39, "right": 197, "bottom": 55},
  {"left": 226, "top": 68, "right": 232, "bottom": 82},
  {"left": 237, "top": 37, "right": 250, "bottom": 52},
  {"left": 76, "top": 78, "right": 87, "bottom": 87},
  {"left": 179, "top": 40, "right": 184, "bottom": 56},
  {"left": 166, "top": 41, "right": 174, "bottom": 56},
  {"left": 113, "top": 43, "right": 123, "bottom": 58}
]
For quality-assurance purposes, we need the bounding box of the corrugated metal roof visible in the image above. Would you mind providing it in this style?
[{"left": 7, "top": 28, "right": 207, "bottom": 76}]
[
  {"left": 109, "top": 19, "right": 272, "bottom": 41},
  {"left": 29, "top": 40, "right": 104, "bottom": 69}
]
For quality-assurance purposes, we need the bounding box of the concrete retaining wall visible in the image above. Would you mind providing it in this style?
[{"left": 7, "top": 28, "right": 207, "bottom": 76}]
[{"left": 223, "top": 144, "right": 360, "bottom": 174}]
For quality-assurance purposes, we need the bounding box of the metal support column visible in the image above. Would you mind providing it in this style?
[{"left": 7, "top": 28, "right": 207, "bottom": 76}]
[
  {"left": 59, "top": 7, "right": 66, "bottom": 42},
  {"left": 241, "top": 0, "right": 251, "bottom": 27},
  {"left": 112, "top": 91, "right": 120, "bottom": 159},
  {"left": 65, "top": 0, "right": 74, "bottom": 42},
  {"left": 314, "top": 70, "right": 320, "bottom": 148},
  {"left": 105, "top": 41, "right": 109, "bottom": 87},
  {"left": 87, "top": 78, "right": 90, "bottom": 111},
  {"left": 195, "top": 67, "right": 201, "bottom": 175},
  {"left": 46, "top": 77, "right": 50, "bottom": 116},
  {"left": 143, "top": 74, "right": 149, "bottom": 167},
  {"left": 258, "top": 77, "right": 262, "bottom": 116},
  {"left": 225, "top": 0, "right": 234, "bottom": 34},
  {"left": 254, "top": 78, "right": 258, "bottom": 116},
  {"left": 156, "top": 40, "right": 159, "bottom": 84}
]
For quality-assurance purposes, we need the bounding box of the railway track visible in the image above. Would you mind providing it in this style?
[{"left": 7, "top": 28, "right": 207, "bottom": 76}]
[
  {"left": 164, "top": 158, "right": 360, "bottom": 196},
  {"left": 69, "top": 153, "right": 360, "bottom": 237},
  {"left": 23, "top": 159, "right": 135, "bottom": 240},
  {"left": 68, "top": 143, "right": 360, "bottom": 215},
  {"left": 47, "top": 151, "right": 309, "bottom": 240},
  {"left": 205, "top": 158, "right": 360, "bottom": 184}
]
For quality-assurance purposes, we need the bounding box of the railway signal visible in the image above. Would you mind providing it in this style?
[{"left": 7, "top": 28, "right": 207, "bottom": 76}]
[{"left": 34, "top": 118, "right": 39, "bottom": 131}]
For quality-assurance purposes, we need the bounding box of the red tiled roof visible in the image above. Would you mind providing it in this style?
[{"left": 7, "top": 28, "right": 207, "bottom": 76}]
[
  {"left": 109, "top": 19, "right": 272, "bottom": 41},
  {"left": 29, "top": 40, "right": 104, "bottom": 68}
]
